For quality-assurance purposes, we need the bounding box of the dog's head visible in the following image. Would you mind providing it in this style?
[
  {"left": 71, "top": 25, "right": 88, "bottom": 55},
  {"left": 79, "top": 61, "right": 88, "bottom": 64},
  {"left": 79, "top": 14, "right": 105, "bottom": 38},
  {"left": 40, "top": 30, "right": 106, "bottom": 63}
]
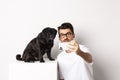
[{"left": 39, "top": 27, "right": 57, "bottom": 42}]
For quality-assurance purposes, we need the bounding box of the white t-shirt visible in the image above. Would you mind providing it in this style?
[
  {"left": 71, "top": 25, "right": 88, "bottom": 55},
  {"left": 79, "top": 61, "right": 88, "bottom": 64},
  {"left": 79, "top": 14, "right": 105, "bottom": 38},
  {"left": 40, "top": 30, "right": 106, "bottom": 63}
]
[{"left": 57, "top": 44, "right": 94, "bottom": 80}]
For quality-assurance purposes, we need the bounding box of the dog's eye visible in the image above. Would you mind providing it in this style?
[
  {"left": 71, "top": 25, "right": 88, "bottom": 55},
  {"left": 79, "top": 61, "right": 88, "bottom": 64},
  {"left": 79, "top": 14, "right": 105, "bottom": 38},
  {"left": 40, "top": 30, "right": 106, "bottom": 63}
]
[
  {"left": 47, "top": 33, "right": 50, "bottom": 36},
  {"left": 50, "top": 35, "right": 53, "bottom": 38},
  {"left": 46, "top": 33, "right": 51, "bottom": 37}
]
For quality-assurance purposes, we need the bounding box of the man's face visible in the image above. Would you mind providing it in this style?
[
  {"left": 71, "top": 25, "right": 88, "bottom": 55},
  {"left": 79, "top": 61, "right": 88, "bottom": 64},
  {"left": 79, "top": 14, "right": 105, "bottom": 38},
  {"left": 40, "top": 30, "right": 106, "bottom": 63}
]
[{"left": 59, "top": 29, "right": 75, "bottom": 42}]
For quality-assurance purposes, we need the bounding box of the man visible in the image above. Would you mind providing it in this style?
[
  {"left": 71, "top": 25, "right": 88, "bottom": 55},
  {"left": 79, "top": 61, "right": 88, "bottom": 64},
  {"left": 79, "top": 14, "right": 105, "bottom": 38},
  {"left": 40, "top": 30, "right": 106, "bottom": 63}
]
[{"left": 57, "top": 23, "right": 94, "bottom": 80}]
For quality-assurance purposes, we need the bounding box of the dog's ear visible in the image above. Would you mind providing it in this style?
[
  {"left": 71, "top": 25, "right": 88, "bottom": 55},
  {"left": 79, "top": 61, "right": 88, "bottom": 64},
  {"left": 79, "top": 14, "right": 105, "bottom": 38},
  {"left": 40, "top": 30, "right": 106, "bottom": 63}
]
[
  {"left": 37, "top": 27, "right": 49, "bottom": 38},
  {"left": 38, "top": 32, "right": 45, "bottom": 39},
  {"left": 42, "top": 27, "right": 50, "bottom": 33}
]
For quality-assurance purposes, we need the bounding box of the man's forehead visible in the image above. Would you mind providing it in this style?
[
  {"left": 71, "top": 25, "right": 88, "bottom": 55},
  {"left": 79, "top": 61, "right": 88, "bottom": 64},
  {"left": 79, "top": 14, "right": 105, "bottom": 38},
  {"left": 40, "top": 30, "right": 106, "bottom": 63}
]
[{"left": 59, "top": 29, "right": 72, "bottom": 34}]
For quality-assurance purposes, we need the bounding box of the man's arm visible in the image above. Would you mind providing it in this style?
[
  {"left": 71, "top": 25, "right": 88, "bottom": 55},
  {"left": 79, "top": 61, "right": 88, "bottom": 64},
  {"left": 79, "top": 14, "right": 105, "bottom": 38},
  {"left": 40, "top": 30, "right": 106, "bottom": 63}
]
[
  {"left": 67, "top": 40, "right": 93, "bottom": 63},
  {"left": 76, "top": 47, "right": 92, "bottom": 63}
]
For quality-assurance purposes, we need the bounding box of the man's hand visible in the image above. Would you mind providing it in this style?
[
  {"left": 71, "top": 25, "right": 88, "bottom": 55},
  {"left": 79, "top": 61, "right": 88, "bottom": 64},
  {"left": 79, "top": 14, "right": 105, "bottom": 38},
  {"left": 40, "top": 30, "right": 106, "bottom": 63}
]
[
  {"left": 65, "top": 40, "right": 92, "bottom": 63},
  {"left": 65, "top": 40, "right": 79, "bottom": 53}
]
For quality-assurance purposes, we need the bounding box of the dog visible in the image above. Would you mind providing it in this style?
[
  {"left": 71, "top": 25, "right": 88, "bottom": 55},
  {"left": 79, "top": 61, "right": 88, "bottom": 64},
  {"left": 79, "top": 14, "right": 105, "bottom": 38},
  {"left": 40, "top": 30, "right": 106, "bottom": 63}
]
[{"left": 16, "top": 27, "right": 57, "bottom": 62}]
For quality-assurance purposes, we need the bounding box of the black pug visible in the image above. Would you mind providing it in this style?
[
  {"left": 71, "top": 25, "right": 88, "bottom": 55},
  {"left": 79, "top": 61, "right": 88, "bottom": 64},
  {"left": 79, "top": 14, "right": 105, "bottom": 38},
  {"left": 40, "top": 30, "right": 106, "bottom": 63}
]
[{"left": 16, "top": 27, "right": 57, "bottom": 62}]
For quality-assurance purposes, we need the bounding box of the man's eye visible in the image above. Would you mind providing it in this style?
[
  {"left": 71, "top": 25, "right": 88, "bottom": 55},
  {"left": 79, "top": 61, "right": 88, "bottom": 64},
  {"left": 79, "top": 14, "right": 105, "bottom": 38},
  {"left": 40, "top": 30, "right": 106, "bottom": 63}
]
[
  {"left": 67, "top": 32, "right": 72, "bottom": 35},
  {"left": 60, "top": 34, "right": 64, "bottom": 36},
  {"left": 67, "top": 33, "right": 71, "bottom": 35}
]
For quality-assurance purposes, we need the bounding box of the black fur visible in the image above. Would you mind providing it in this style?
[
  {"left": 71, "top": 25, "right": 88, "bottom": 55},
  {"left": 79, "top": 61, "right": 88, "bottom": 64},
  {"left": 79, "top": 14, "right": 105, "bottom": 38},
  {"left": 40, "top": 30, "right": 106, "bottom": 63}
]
[{"left": 16, "top": 27, "right": 57, "bottom": 62}]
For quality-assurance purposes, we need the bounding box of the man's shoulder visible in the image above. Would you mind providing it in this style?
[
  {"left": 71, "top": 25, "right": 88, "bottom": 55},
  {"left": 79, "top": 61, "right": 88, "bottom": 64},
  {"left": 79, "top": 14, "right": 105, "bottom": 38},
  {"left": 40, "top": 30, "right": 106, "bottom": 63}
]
[
  {"left": 79, "top": 44, "right": 88, "bottom": 49},
  {"left": 79, "top": 44, "right": 90, "bottom": 53}
]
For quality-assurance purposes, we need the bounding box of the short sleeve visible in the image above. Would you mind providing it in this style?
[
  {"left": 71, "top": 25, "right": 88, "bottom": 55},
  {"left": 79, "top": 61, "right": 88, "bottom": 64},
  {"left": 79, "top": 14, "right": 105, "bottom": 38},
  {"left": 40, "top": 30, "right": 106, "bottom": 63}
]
[{"left": 79, "top": 44, "right": 91, "bottom": 53}]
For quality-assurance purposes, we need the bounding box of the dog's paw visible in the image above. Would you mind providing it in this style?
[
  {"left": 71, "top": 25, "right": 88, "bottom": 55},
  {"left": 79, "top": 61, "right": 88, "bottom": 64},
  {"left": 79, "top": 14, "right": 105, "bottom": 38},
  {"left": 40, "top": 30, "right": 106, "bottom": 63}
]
[
  {"left": 40, "top": 60, "right": 45, "bottom": 63},
  {"left": 49, "top": 58, "right": 55, "bottom": 61}
]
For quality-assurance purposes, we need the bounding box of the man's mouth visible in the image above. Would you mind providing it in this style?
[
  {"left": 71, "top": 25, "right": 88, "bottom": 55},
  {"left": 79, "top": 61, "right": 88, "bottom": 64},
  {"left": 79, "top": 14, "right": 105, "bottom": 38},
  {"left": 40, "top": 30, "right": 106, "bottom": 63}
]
[{"left": 63, "top": 39, "right": 70, "bottom": 42}]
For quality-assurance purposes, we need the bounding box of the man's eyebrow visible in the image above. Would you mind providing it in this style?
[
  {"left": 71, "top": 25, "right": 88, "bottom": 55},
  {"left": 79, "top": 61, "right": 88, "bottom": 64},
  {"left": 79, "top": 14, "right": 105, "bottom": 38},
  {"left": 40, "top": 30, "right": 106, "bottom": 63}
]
[{"left": 60, "top": 32, "right": 72, "bottom": 34}]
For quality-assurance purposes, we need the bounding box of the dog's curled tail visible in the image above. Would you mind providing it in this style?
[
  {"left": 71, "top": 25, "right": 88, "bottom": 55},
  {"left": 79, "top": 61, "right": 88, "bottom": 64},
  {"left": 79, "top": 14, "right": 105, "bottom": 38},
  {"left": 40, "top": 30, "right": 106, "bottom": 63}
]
[{"left": 16, "top": 54, "right": 22, "bottom": 61}]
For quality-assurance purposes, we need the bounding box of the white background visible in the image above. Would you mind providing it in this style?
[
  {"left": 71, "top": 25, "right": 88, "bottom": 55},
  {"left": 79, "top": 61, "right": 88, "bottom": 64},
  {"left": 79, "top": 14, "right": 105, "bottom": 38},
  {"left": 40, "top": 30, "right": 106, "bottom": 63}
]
[{"left": 0, "top": 0, "right": 120, "bottom": 80}]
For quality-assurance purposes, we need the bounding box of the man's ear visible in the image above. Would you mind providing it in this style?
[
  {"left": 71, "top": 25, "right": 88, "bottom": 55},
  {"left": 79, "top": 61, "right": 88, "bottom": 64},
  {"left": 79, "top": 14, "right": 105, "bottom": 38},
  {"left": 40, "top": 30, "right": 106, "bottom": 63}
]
[{"left": 73, "top": 34, "right": 75, "bottom": 38}]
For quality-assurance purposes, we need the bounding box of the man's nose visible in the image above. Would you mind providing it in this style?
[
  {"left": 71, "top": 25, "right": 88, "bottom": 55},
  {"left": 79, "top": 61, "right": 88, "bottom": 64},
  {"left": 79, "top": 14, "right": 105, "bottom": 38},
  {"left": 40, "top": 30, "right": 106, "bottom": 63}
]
[
  {"left": 63, "top": 35, "right": 67, "bottom": 39},
  {"left": 63, "top": 37, "right": 69, "bottom": 41}
]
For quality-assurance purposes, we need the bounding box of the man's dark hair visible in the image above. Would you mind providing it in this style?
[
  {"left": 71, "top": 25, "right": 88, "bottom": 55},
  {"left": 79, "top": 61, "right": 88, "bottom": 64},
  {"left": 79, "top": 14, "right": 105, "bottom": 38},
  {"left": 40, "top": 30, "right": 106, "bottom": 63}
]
[{"left": 58, "top": 22, "right": 74, "bottom": 34}]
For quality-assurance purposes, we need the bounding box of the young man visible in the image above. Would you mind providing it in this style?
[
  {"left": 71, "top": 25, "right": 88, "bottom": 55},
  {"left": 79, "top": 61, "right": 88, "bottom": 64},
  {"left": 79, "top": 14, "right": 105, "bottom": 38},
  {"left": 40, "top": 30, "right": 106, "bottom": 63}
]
[{"left": 57, "top": 23, "right": 94, "bottom": 80}]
